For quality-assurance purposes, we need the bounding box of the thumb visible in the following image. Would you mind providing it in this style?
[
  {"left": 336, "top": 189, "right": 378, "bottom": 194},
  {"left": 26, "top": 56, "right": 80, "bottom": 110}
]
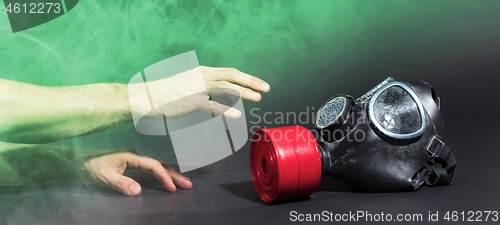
[{"left": 105, "top": 170, "right": 142, "bottom": 196}]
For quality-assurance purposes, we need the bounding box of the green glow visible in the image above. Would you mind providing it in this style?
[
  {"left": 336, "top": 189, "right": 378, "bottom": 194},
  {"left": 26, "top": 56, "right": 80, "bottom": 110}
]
[{"left": 0, "top": 0, "right": 497, "bottom": 87}]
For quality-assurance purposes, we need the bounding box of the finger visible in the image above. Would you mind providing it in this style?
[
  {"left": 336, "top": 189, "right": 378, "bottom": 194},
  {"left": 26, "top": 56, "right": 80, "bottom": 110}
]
[
  {"left": 105, "top": 169, "right": 142, "bottom": 196},
  {"left": 126, "top": 155, "right": 177, "bottom": 192},
  {"left": 203, "top": 100, "right": 241, "bottom": 118},
  {"left": 162, "top": 163, "right": 193, "bottom": 189},
  {"left": 203, "top": 67, "right": 270, "bottom": 93},
  {"left": 207, "top": 81, "right": 262, "bottom": 102}
]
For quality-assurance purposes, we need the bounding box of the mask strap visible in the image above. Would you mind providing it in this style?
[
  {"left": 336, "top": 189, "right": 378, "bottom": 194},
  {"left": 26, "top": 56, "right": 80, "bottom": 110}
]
[{"left": 423, "top": 136, "right": 458, "bottom": 186}]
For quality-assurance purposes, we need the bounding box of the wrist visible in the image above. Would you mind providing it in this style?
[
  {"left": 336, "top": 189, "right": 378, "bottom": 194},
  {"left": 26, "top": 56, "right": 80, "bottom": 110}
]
[
  {"left": 127, "top": 82, "right": 154, "bottom": 119},
  {"left": 108, "top": 83, "right": 135, "bottom": 123}
]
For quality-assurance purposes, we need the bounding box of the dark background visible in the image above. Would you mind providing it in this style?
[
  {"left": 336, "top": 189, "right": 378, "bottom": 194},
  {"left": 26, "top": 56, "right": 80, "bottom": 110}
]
[{"left": 1, "top": 0, "right": 500, "bottom": 224}]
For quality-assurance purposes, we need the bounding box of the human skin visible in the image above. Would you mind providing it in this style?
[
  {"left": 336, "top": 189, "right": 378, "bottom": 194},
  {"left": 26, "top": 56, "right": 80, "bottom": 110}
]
[
  {"left": 0, "top": 66, "right": 270, "bottom": 144},
  {"left": 0, "top": 142, "right": 190, "bottom": 196},
  {"left": 0, "top": 66, "right": 270, "bottom": 195}
]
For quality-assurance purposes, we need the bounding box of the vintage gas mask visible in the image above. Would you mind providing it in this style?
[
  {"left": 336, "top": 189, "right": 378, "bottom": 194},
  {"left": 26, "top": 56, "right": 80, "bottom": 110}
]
[{"left": 250, "top": 77, "right": 457, "bottom": 202}]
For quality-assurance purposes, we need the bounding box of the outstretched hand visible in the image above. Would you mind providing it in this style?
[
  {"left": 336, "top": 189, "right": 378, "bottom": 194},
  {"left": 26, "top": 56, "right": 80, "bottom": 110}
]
[
  {"left": 129, "top": 66, "right": 270, "bottom": 120},
  {"left": 82, "top": 149, "right": 192, "bottom": 196}
]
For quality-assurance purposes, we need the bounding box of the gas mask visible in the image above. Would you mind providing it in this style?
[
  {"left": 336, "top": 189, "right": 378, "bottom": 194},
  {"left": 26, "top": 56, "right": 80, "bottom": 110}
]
[{"left": 250, "top": 77, "right": 457, "bottom": 202}]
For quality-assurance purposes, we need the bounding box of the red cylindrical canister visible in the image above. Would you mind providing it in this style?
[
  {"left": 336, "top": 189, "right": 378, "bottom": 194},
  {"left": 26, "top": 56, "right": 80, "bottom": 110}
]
[{"left": 250, "top": 125, "right": 322, "bottom": 202}]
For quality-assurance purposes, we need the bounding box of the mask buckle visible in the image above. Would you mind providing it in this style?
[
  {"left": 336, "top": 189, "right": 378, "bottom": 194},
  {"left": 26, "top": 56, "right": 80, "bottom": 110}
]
[{"left": 426, "top": 136, "right": 445, "bottom": 157}]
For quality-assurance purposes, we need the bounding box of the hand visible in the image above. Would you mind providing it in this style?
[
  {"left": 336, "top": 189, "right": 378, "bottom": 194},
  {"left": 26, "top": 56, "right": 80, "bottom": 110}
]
[
  {"left": 129, "top": 66, "right": 270, "bottom": 120},
  {"left": 81, "top": 149, "right": 192, "bottom": 196}
]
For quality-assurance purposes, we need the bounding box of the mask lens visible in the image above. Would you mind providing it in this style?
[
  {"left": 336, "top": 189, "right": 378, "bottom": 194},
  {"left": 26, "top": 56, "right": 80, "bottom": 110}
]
[{"left": 373, "top": 86, "right": 422, "bottom": 134}]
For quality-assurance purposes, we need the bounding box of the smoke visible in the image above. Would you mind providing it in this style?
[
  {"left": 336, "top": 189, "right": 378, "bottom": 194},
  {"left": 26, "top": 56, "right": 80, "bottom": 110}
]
[
  {"left": 0, "top": 2, "right": 331, "bottom": 221},
  {"left": 0, "top": 0, "right": 497, "bottom": 88},
  {"left": 0, "top": 0, "right": 332, "bottom": 86}
]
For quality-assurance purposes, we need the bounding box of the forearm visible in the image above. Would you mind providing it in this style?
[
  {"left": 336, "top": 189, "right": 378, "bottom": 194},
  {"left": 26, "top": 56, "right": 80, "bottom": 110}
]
[
  {"left": 0, "top": 141, "right": 82, "bottom": 185},
  {"left": 0, "top": 79, "right": 132, "bottom": 143},
  {"left": 0, "top": 141, "right": 135, "bottom": 185}
]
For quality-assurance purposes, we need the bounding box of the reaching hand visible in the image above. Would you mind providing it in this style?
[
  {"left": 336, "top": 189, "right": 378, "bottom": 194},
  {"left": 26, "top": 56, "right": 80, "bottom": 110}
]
[
  {"left": 129, "top": 66, "right": 270, "bottom": 120},
  {"left": 81, "top": 149, "right": 192, "bottom": 196}
]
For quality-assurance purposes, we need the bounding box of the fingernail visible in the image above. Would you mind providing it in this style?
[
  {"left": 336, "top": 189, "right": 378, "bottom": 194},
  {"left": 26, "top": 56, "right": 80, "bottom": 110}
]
[
  {"left": 129, "top": 183, "right": 140, "bottom": 195},
  {"left": 226, "top": 108, "right": 241, "bottom": 118},
  {"left": 262, "top": 82, "right": 270, "bottom": 91},
  {"left": 253, "top": 92, "right": 261, "bottom": 100},
  {"left": 184, "top": 177, "right": 190, "bottom": 181}
]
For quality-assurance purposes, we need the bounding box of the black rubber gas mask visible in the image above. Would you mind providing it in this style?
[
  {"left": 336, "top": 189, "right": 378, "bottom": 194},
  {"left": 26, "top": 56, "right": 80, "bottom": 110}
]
[{"left": 250, "top": 77, "right": 457, "bottom": 202}]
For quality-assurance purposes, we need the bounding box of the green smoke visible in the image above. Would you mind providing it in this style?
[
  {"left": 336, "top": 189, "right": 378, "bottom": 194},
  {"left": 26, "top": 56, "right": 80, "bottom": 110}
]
[
  {"left": 0, "top": 0, "right": 314, "bottom": 85},
  {"left": 0, "top": 0, "right": 496, "bottom": 86},
  {"left": 0, "top": 0, "right": 498, "bottom": 131}
]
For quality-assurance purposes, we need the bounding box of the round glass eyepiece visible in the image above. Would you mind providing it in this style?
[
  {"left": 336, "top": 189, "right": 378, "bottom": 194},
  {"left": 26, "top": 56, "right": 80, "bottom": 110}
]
[
  {"left": 373, "top": 86, "right": 422, "bottom": 134},
  {"left": 368, "top": 81, "right": 426, "bottom": 140}
]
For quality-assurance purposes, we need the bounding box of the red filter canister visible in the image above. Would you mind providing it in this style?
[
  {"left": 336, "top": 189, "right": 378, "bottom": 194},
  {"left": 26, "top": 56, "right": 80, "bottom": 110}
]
[{"left": 250, "top": 125, "right": 322, "bottom": 202}]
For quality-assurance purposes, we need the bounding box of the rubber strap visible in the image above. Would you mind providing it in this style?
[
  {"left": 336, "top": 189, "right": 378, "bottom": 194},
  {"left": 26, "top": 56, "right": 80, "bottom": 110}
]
[{"left": 424, "top": 138, "right": 458, "bottom": 186}]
